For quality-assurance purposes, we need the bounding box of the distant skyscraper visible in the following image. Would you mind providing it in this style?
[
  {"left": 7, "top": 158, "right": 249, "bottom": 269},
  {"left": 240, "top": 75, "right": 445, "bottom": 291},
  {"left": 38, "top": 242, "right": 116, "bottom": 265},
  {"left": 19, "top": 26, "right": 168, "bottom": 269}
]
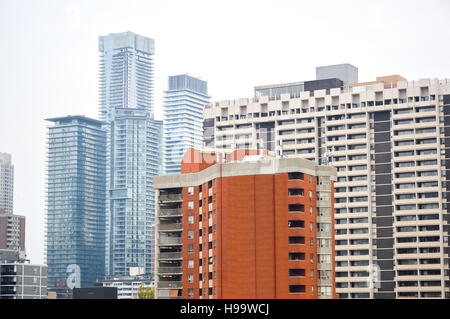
[
  {"left": 105, "top": 108, "right": 162, "bottom": 277},
  {"left": 99, "top": 31, "right": 161, "bottom": 278},
  {"left": 163, "top": 74, "right": 210, "bottom": 174},
  {"left": 99, "top": 31, "right": 155, "bottom": 121},
  {"left": 0, "top": 152, "right": 14, "bottom": 214},
  {"left": 46, "top": 116, "right": 107, "bottom": 288}
]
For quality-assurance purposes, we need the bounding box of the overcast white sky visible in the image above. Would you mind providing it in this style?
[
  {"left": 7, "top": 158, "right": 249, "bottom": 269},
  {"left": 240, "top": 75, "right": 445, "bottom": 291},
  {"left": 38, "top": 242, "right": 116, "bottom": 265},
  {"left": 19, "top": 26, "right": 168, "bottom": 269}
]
[{"left": 1, "top": 0, "right": 450, "bottom": 264}]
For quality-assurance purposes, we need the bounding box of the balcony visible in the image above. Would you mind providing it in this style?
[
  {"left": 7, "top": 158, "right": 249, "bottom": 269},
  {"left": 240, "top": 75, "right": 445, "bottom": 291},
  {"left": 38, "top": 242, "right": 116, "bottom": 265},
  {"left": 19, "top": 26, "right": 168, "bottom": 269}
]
[
  {"left": 157, "top": 296, "right": 183, "bottom": 299},
  {"left": 159, "top": 223, "right": 182, "bottom": 231},
  {"left": 158, "top": 267, "right": 182, "bottom": 274},
  {"left": 158, "top": 281, "right": 182, "bottom": 289},
  {"left": 159, "top": 208, "right": 182, "bottom": 217},
  {"left": 159, "top": 237, "right": 182, "bottom": 245},
  {"left": 158, "top": 252, "right": 182, "bottom": 260},
  {"left": 159, "top": 194, "right": 182, "bottom": 202}
]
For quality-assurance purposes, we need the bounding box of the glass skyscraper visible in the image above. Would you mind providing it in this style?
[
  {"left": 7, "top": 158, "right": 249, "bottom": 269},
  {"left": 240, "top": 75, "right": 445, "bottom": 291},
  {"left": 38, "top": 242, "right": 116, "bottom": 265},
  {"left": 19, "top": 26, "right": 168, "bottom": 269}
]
[
  {"left": 105, "top": 108, "right": 162, "bottom": 276},
  {"left": 46, "top": 116, "right": 106, "bottom": 288},
  {"left": 99, "top": 31, "right": 155, "bottom": 121},
  {"left": 163, "top": 74, "right": 210, "bottom": 174},
  {"left": 99, "top": 31, "right": 162, "bottom": 277},
  {"left": 0, "top": 152, "right": 14, "bottom": 214}
]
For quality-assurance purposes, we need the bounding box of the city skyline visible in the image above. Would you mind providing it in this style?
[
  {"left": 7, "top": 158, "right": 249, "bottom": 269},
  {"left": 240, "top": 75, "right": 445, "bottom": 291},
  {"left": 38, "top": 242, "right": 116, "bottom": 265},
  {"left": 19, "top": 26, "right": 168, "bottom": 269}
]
[{"left": 1, "top": 0, "right": 450, "bottom": 267}]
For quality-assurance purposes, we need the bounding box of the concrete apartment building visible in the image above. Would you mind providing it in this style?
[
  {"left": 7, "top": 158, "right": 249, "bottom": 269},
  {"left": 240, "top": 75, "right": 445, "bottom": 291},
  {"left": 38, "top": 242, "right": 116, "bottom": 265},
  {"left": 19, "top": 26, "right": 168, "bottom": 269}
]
[
  {"left": 0, "top": 211, "right": 25, "bottom": 254},
  {"left": 101, "top": 267, "right": 154, "bottom": 299},
  {"left": 203, "top": 64, "right": 450, "bottom": 299},
  {"left": 0, "top": 262, "right": 47, "bottom": 299},
  {"left": 154, "top": 148, "right": 337, "bottom": 299}
]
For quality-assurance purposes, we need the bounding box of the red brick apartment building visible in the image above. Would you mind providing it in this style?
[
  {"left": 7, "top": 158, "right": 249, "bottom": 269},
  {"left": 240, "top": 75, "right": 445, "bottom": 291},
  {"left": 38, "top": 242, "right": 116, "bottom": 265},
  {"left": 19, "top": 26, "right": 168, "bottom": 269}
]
[{"left": 154, "top": 148, "right": 337, "bottom": 299}]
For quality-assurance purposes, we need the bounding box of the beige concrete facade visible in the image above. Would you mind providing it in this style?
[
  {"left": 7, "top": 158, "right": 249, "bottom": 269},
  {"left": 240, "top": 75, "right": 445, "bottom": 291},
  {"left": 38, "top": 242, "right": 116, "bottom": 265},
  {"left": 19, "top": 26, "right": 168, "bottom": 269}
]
[{"left": 203, "top": 76, "right": 450, "bottom": 299}]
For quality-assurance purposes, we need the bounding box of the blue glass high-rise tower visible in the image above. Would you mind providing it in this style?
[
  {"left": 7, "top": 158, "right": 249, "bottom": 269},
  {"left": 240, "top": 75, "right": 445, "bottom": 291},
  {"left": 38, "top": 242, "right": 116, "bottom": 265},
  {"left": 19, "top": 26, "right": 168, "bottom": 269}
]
[
  {"left": 46, "top": 116, "right": 107, "bottom": 288},
  {"left": 99, "top": 31, "right": 155, "bottom": 121},
  {"left": 99, "top": 31, "right": 162, "bottom": 277},
  {"left": 163, "top": 74, "right": 210, "bottom": 174}
]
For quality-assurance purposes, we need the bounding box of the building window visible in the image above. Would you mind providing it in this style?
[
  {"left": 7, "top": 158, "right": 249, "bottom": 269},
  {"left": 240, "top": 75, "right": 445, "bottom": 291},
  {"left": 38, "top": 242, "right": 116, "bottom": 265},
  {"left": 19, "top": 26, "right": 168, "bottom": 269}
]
[
  {"left": 288, "top": 220, "right": 304, "bottom": 228},
  {"left": 188, "top": 244, "right": 194, "bottom": 253},
  {"left": 288, "top": 252, "right": 305, "bottom": 261},
  {"left": 288, "top": 172, "right": 304, "bottom": 180},
  {"left": 288, "top": 236, "right": 305, "bottom": 244},
  {"left": 188, "top": 274, "right": 194, "bottom": 283},
  {"left": 188, "top": 215, "right": 194, "bottom": 224},
  {"left": 188, "top": 260, "right": 194, "bottom": 268},
  {"left": 188, "top": 230, "right": 194, "bottom": 239},
  {"left": 188, "top": 186, "right": 194, "bottom": 195},
  {"left": 288, "top": 204, "right": 304, "bottom": 212},
  {"left": 188, "top": 201, "right": 194, "bottom": 210},
  {"left": 289, "top": 285, "right": 306, "bottom": 293},
  {"left": 289, "top": 269, "right": 305, "bottom": 277}
]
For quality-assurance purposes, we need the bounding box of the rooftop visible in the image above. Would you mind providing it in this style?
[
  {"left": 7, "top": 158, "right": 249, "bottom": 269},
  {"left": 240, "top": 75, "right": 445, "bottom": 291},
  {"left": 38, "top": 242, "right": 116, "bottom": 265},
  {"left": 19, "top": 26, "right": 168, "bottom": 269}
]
[{"left": 46, "top": 115, "right": 105, "bottom": 127}]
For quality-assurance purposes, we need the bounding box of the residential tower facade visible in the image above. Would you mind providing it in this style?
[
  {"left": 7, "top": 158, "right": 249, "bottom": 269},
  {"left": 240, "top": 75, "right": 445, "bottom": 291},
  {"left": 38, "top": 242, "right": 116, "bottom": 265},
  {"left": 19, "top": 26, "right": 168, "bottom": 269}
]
[
  {"left": 0, "top": 212, "right": 25, "bottom": 254},
  {"left": 164, "top": 74, "right": 210, "bottom": 175},
  {"left": 154, "top": 148, "right": 337, "bottom": 299},
  {"left": 105, "top": 108, "right": 162, "bottom": 277},
  {"left": 203, "top": 71, "right": 450, "bottom": 299},
  {"left": 99, "top": 31, "right": 162, "bottom": 278},
  {"left": 99, "top": 31, "right": 155, "bottom": 121},
  {"left": 46, "top": 116, "right": 107, "bottom": 288},
  {"left": 0, "top": 263, "right": 47, "bottom": 299}
]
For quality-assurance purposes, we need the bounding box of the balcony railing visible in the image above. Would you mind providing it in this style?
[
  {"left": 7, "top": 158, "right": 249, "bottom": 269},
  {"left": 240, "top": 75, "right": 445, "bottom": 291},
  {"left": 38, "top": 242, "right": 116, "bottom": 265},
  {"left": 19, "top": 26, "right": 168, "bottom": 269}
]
[
  {"left": 159, "top": 209, "right": 182, "bottom": 217},
  {"left": 159, "top": 223, "right": 182, "bottom": 231},
  {"left": 159, "top": 238, "right": 182, "bottom": 245},
  {"left": 158, "top": 281, "right": 182, "bottom": 289},
  {"left": 158, "top": 266, "right": 182, "bottom": 274},
  {"left": 159, "top": 252, "right": 182, "bottom": 260},
  {"left": 159, "top": 194, "right": 182, "bottom": 202}
]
